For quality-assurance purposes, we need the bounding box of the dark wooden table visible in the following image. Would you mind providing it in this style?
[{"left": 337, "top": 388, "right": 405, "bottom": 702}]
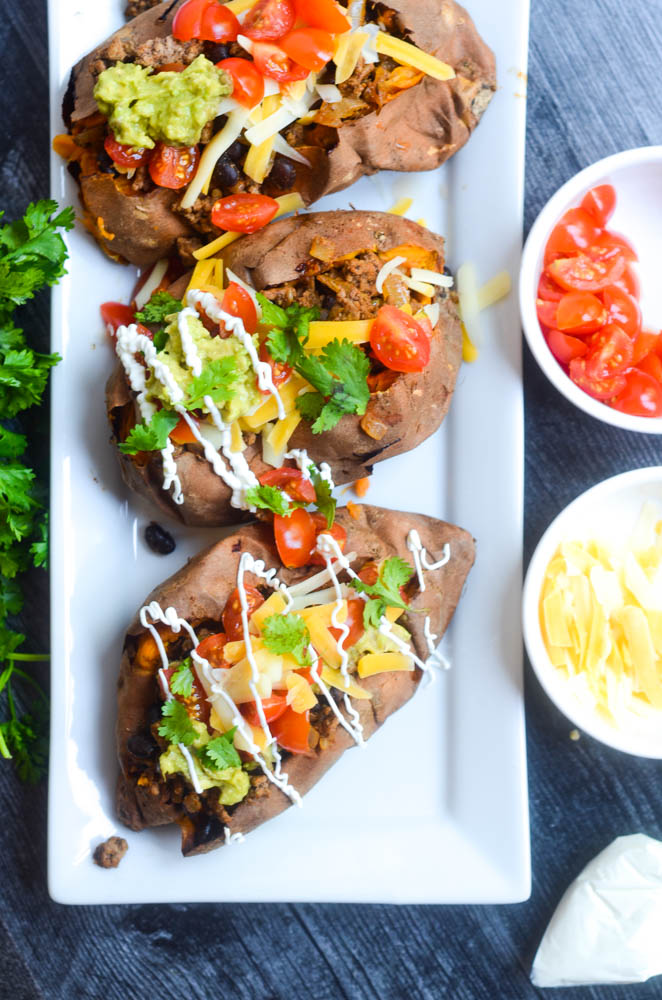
[{"left": 3, "top": 1, "right": 662, "bottom": 997}]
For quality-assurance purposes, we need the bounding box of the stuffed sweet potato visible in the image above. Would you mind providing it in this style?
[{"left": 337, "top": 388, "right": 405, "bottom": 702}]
[
  {"left": 116, "top": 502, "right": 475, "bottom": 855},
  {"left": 60, "top": 0, "right": 495, "bottom": 268},
  {"left": 106, "top": 210, "right": 461, "bottom": 526}
]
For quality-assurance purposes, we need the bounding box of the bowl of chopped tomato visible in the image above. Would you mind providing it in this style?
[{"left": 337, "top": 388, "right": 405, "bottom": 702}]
[{"left": 520, "top": 147, "right": 662, "bottom": 431}]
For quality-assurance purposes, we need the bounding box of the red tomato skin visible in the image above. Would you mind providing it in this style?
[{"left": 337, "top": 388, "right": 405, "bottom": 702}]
[
  {"left": 568, "top": 357, "right": 626, "bottom": 401},
  {"left": 148, "top": 143, "right": 199, "bottom": 189},
  {"left": 169, "top": 414, "right": 199, "bottom": 445},
  {"left": 280, "top": 28, "right": 335, "bottom": 72},
  {"left": 637, "top": 353, "right": 662, "bottom": 384},
  {"left": 104, "top": 135, "right": 151, "bottom": 168},
  {"left": 631, "top": 329, "right": 661, "bottom": 365},
  {"left": 259, "top": 467, "right": 317, "bottom": 504},
  {"left": 603, "top": 285, "right": 642, "bottom": 338},
  {"left": 592, "top": 230, "right": 638, "bottom": 263},
  {"left": 258, "top": 343, "right": 292, "bottom": 394},
  {"left": 222, "top": 586, "right": 265, "bottom": 641},
  {"left": 162, "top": 664, "right": 210, "bottom": 724},
  {"left": 195, "top": 632, "right": 229, "bottom": 668},
  {"left": 538, "top": 273, "right": 564, "bottom": 303},
  {"left": 580, "top": 184, "right": 617, "bottom": 227},
  {"left": 274, "top": 508, "right": 317, "bottom": 568},
  {"left": 547, "top": 252, "right": 625, "bottom": 293},
  {"left": 611, "top": 264, "right": 641, "bottom": 300},
  {"left": 556, "top": 292, "right": 608, "bottom": 335},
  {"left": 611, "top": 369, "right": 662, "bottom": 417},
  {"left": 309, "top": 515, "right": 347, "bottom": 565},
  {"left": 100, "top": 302, "right": 134, "bottom": 337},
  {"left": 240, "top": 694, "right": 288, "bottom": 726},
  {"left": 536, "top": 298, "right": 558, "bottom": 328},
  {"left": 270, "top": 706, "right": 312, "bottom": 755},
  {"left": 584, "top": 324, "right": 633, "bottom": 380},
  {"left": 216, "top": 57, "right": 264, "bottom": 108},
  {"left": 211, "top": 192, "right": 279, "bottom": 233},
  {"left": 294, "top": 0, "right": 350, "bottom": 33},
  {"left": 544, "top": 208, "right": 602, "bottom": 263},
  {"left": 243, "top": 0, "right": 296, "bottom": 40},
  {"left": 173, "top": 0, "right": 240, "bottom": 41},
  {"left": 252, "top": 40, "right": 309, "bottom": 82},
  {"left": 546, "top": 329, "right": 588, "bottom": 365},
  {"left": 329, "top": 597, "right": 366, "bottom": 650},
  {"left": 370, "top": 305, "right": 431, "bottom": 373},
  {"left": 222, "top": 282, "right": 258, "bottom": 333}
]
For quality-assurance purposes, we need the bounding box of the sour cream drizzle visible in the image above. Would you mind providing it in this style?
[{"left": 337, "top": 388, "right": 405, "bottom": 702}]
[
  {"left": 284, "top": 450, "right": 334, "bottom": 488},
  {"left": 406, "top": 530, "right": 452, "bottom": 671}
]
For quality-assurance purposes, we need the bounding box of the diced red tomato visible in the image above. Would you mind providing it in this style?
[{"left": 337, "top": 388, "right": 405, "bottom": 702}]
[
  {"left": 280, "top": 28, "right": 335, "bottom": 72},
  {"left": 242, "top": 0, "right": 296, "bottom": 40},
  {"left": 538, "top": 273, "right": 564, "bottom": 303},
  {"left": 611, "top": 264, "right": 640, "bottom": 300},
  {"left": 568, "top": 357, "right": 626, "bottom": 401},
  {"left": 216, "top": 57, "right": 264, "bottom": 109},
  {"left": 546, "top": 328, "right": 589, "bottom": 365},
  {"left": 309, "top": 514, "right": 347, "bottom": 565},
  {"left": 172, "top": 0, "right": 240, "bottom": 42},
  {"left": 536, "top": 298, "right": 558, "bottom": 329},
  {"left": 149, "top": 143, "right": 199, "bottom": 189},
  {"left": 270, "top": 705, "right": 312, "bottom": 754},
  {"left": 252, "top": 40, "right": 309, "bottom": 82},
  {"left": 637, "top": 353, "right": 662, "bottom": 384},
  {"left": 195, "top": 632, "right": 228, "bottom": 668},
  {"left": 222, "top": 282, "right": 258, "bottom": 333},
  {"left": 240, "top": 694, "right": 288, "bottom": 726},
  {"left": 580, "top": 184, "right": 617, "bottom": 227},
  {"left": 584, "top": 324, "right": 633, "bottom": 380},
  {"left": 100, "top": 301, "right": 134, "bottom": 337},
  {"left": 556, "top": 292, "right": 608, "bottom": 335},
  {"left": 259, "top": 343, "right": 292, "bottom": 393},
  {"left": 329, "top": 597, "right": 365, "bottom": 650},
  {"left": 259, "top": 467, "right": 316, "bottom": 504},
  {"left": 104, "top": 135, "right": 151, "bottom": 168},
  {"left": 631, "top": 329, "right": 661, "bottom": 365},
  {"left": 222, "top": 585, "right": 265, "bottom": 641},
  {"left": 358, "top": 561, "right": 379, "bottom": 586},
  {"left": 169, "top": 415, "right": 199, "bottom": 444},
  {"left": 592, "top": 230, "right": 638, "bottom": 263},
  {"left": 370, "top": 305, "right": 431, "bottom": 373},
  {"left": 602, "top": 285, "right": 641, "bottom": 338},
  {"left": 544, "top": 208, "right": 602, "bottom": 263},
  {"left": 611, "top": 369, "right": 662, "bottom": 417},
  {"left": 210, "top": 192, "right": 279, "bottom": 233},
  {"left": 295, "top": 0, "right": 350, "bottom": 33},
  {"left": 547, "top": 251, "right": 625, "bottom": 293},
  {"left": 274, "top": 508, "right": 317, "bottom": 568}
]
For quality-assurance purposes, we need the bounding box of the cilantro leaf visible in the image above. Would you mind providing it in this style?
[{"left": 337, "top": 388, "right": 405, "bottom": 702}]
[
  {"left": 118, "top": 410, "right": 179, "bottom": 455},
  {"left": 309, "top": 464, "right": 336, "bottom": 529},
  {"left": 134, "top": 291, "right": 183, "bottom": 325},
  {"left": 183, "top": 358, "right": 237, "bottom": 412},
  {"left": 262, "top": 613, "right": 312, "bottom": 667},
  {"left": 293, "top": 341, "right": 370, "bottom": 433},
  {"left": 197, "top": 728, "right": 241, "bottom": 771},
  {"left": 158, "top": 699, "right": 197, "bottom": 746},
  {"left": 0, "top": 201, "right": 75, "bottom": 309},
  {"left": 169, "top": 658, "right": 194, "bottom": 698},
  {"left": 350, "top": 557, "right": 414, "bottom": 629},
  {"left": 153, "top": 328, "right": 168, "bottom": 351},
  {"left": 244, "top": 484, "right": 292, "bottom": 517},
  {"left": 259, "top": 293, "right": 317, "bottom": 365}
]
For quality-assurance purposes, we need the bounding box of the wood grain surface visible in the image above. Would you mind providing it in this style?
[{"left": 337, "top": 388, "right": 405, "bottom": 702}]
[{"left": 2, "top": 0, "right": 662, "bottom": 997}]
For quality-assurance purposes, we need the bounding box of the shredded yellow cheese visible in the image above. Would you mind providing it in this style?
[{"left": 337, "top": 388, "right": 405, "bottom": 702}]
[
  {"left": 241, "top": 374, "right": 308, "bottom": 430},
  {"left": 193, "top": 193, "right": 306, "bottom": 261},
  {"left": 477, "top": 270, "right": 512, "bottom": 311},
  {"left": 186, "top": 259, "right": 215, "bottom": 294},
  {"left": 306, "top": 319, "right": 373, "bottom": 350},
  {"left": 334, "top": 30, "right": 370, "bottom": 84},
  {"left": 265, "top": 411, "right": 302, "bottom": 454},
  {"left": 388, "top": 197, "right": 413, "bottom": 217},
  {"left": 224, "top": 0, "right": 256, "bottom": 12},
  {"left": 357, "top": 652, "right": 414, "bottom": 677},
  {"left": 374, "top": 34, "right": 455, "bottom": 81},
  {"left": 320, "top": 665, "right": 373, "bottom": 700}
]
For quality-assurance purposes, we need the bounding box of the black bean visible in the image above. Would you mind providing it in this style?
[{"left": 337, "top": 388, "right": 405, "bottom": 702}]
[
  {"left": 194, "top": 814, "right": 225, "bottom": 846},
  {"left": 443, "top": 265, "right": 453, "bottom": 277},
  {"left": 147, "top": 704, "right": 162, "bottom": 726},
  {"left": 97, "top": 148, "right": 117, "bottom": 174},
  {"left": 213, "top": 157, "right": 240, "bottom": 189},
  {"left": 145, "top": 521, "right": 176, "bottom": 555},
  {"left": 268, "top": 155, "right": 296, "bottom": 191},
  {"left": 127, "top": 733, "right": 157, "bottom": 759},
  {"left": 227, "top": 139, "right": 245, "bottom": 163},
  {"left": 206, "top": 42, "right": 229, "bottom": 63}
]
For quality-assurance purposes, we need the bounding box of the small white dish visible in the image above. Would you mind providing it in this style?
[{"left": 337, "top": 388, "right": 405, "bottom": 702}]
[
  {"left": 523, "top": 467, "right": 662, "bottom": 758},
  {"left": 520, "top": 146, "right": 662, "bottom": 433}
]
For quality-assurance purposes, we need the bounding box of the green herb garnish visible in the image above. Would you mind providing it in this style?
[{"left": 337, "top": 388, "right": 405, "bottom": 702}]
[{"left": 350, "top": 557, "right": 414, "bottom": 629}]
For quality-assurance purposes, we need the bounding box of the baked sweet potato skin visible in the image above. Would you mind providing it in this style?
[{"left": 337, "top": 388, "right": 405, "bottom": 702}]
[
  {"left": 115, "top": 504, "right": 476, "bottom": 854},
  {"left": 106, "top": 211, "right": 462, "bottom": 526},
  {"left": 64, "top": 0, "right": 495, "bottom": 267}
]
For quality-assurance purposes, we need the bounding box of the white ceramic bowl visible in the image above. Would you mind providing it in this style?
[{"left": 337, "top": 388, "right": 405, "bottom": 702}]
[
  {"left": 520, "top": 146, "right": 662, "bottom": 433},
  {"left": 523, "top": 467, "right": 662, "bottom": 757}
]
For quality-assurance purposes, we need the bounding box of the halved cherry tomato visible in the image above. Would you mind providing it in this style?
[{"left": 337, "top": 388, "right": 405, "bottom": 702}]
[
  {"left": 329, "top": 597, "right": 365, "bottom": 650},
  {"left": 603, "top": 285, "right": 641, "bottom": 338},
  {"left": 637, "top": 353, "right": 662, "bottom": 383},
  {"left": 544, "top": 208, "right": 602, "bottom": 263},
  {"left": 611, "top": 264, "right": 640, "bottom": 300},
  {"left": 243, "top": 0, "right": 296, "bottom": 40},
  {"left": 222, "top": 282, "right": 258, "bottom": 333},
  {"left": 210, "top": 192, "right": 279, "bottom": 233},
  {"left": 538, "top": 273, "right": 564, "bottom": 303},
  {"left": 104, "top": 135, "right": 151, "bottom": 168},
  {"left": 240, "top": 694, "right": 288, "bottom": 726},
  {"left": 169, "top": 414, "right": 199, "bottom": 445},
  {"left": 222, "top": 585, "right": 265, "bottom": 641},
  {"left": 270, "top": 705, "right": 312, "bottom": 754},
  {"left": 156, "top": 62, "right": 186, "bottom": 73},
  {"left": 611, "top": 369, "right": 662, "bottom": 417},
  {"left": 580, "top": 184, "right": 617, "bottom": 227},
  {"left": 259, "top": 343, "right": 292, "bottom": 393},
  {"left": 592, "top": 230, "right": 638, "bottom": 263},
  {"left": 195, "top": 632, "right": 228, "bottom": 668},
  {"left": 296, "top": 657, "right": 321, "bottom": 685},
  {"left": 162, "top": 663, "right": 210, "bottom": 724},
  {"left": 631, "top": 329, "right": 661, "bottom": 365},
  {"left": 556, "top": 292, "right": 607, "bottom": 335},
  {"left": 546, "top": 329, "right": 588, "bottom": 365},
  {"left": 100, "top": 302, "right": 134, "bottom": 337},
  {"left": 546, "top": 251, "right": 625, "bottom": 293},
  {"left": 252, "top": 40, "right": 309, "bottom": 82},
  {"left": 310, "top": 514, "right": 347, "bottom": 565},
  {"left": 149, "top": 143, "right": 199, "bottom": 189},
  {"left": 536, "top": 298, "right": 558, "bottom": 328},
  {"left": 217, "top": 57, "right": 264, "bottom": 109},
  {"left": 358, "top": 561, "right": 379, "bottom": 586},
  {"left": 280, "top": 28, "right": 335, "bottom": 72},
  {"left": 259, "top": 467, "right": 316, "bottom": 504},
  {"left": 370, "top": 305, "right": 431, "bottom": 373},
  {"left": 584, "top": 324, "right": 633, "bottom": 380},
  {"left": 172, "top": 0, "right": 240, "bottom": 42},
  {"left": 295, "top": 0, "right": 350, "bottom": 33},
  {"left": 568, "top": 357, "right": 626, "bottom": 401},
  {"left": 274, "top": 508, "right": 317, "bottom": 568}
]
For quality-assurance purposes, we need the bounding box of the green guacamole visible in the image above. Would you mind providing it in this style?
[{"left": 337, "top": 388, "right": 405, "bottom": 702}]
[
  {"left": 94, "top": 55, "right": 232, "bottom": 149},
  {"left": 147, "top": 311, "right": 262, "bottom": 423},
  {"left": 159, "top": 721, "right": 250, "bottom": 805},
  {"left": 347, "top": 622, "right": 412, "bottom": 668}
]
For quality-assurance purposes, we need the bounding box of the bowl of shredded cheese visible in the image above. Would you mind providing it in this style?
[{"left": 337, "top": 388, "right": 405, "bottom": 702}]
[{"left": 523, "top": 467, "right": 662, "bottom": 756}]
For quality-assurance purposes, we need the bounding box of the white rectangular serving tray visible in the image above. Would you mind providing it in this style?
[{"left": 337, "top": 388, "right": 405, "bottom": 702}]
[{"left": 48, "top": 0, "right": 530, "bottom": 904}]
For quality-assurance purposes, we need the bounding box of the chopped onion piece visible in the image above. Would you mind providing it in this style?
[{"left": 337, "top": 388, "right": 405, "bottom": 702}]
[
  {"left": 216, "top": 96, "right": 243, "bottom": 116},
  {"left": 272, "top": 134, "right": 311, "bottom": 167},
  {"left": 409, "top": 267, "right": 454, "bottom": 288},
  {"left": 376, "top": 256, "right": 406, "bottom": 294},
  {"left": 316, "top": 83, "right": 342, "bottom": 103},
  {"left": 423, "top": 302, "right": 440, "bottom": 327},
  {"left": 134, "top": 258, "right": 168, "bottom": 310},
  {"left": 237, "top": 33, "right": 254, "bottom": 55}
]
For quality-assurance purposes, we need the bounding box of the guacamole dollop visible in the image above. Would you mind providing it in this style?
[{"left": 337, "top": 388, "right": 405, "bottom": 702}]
[
  {"left": 348, "top": 621, "right": 412, "bottom": 667},
  {"left": 147, "top": 311, "right": 262, "bottom": 423},
  {"left": 159, "top": 721, "right": 250, "bottom": 805},
  {"left": 94, "top": 55, "right": 232, "bottom": 149}
]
